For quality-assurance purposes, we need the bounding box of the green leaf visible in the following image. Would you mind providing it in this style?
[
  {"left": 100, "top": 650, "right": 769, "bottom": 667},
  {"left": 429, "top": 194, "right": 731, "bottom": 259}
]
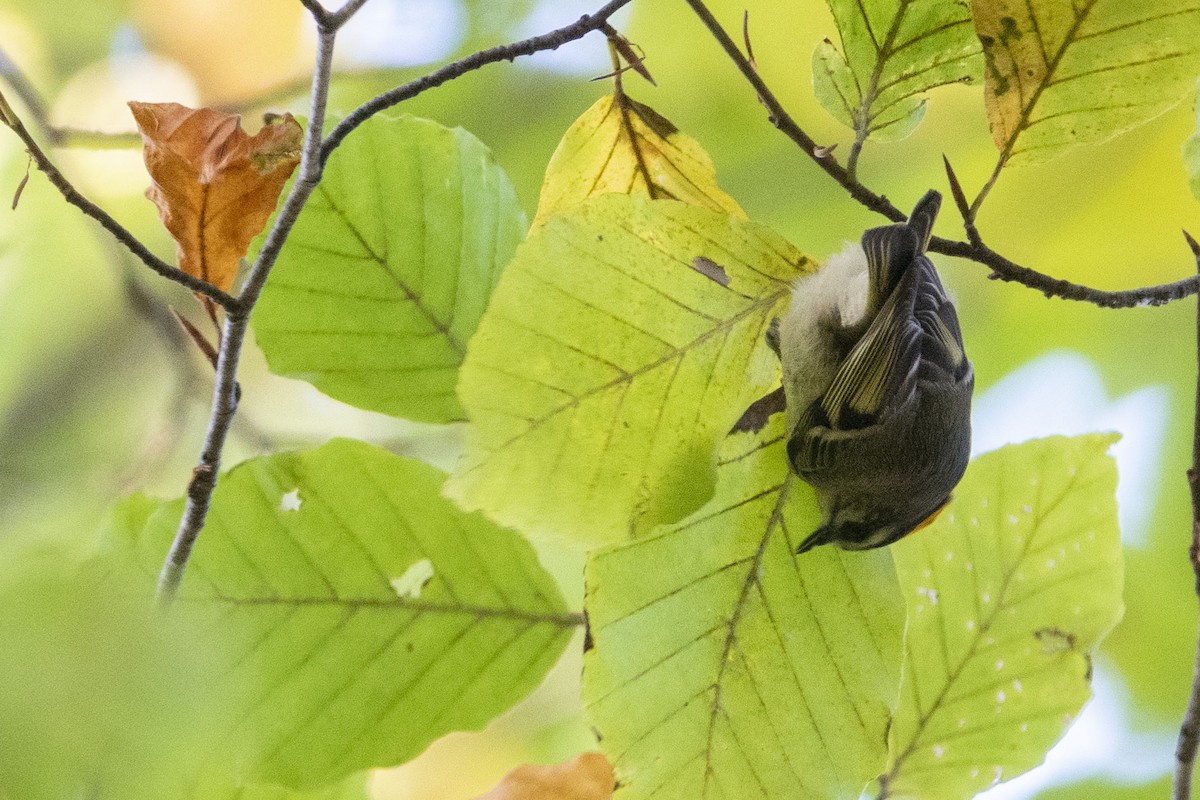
[
  {"left": 103, "top": 439, "right": 575, "bottom": 790},
  {"left": 879, "top": 435, "right": 1124, "bottom": 799},
  {"left": 254, "top": 114, "right": 527, "bottom": 424},
  {"left": 0, "top": 541, "right": 223, "bottom": 800},
  {"left": 533, "top": 94, "right": 745, "bottom": 226},
  {"left": 445, "top": 194, "right": 814, "bottom": 546},
  {"left": 812, "top": 0, "right": 980, "bottom": 144},
  {"left": 975, "top": 0, "right": 1200, "bottom": 165},
  {"left": 583, "top": 417, "right": 906, "bottom": 799}
]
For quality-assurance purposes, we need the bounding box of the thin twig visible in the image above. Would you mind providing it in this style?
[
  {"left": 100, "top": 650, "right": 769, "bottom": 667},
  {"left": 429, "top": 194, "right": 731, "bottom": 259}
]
[
  {"left": 158, "top": 0, "right": 389, "bottom": 599},
  {"left": 156, "top": 21, "right": 341, "bottom": 601},
  {"left": 329, "top": 0, "right": 374, "bottom": 26},
  {"left": 320, "top": 0, "right": 636, "bottom": 164},
  {"left": 0, "top": 44, "right": 50, "bottom": 135},
  {"left": 0, "top": 46, "right": 145, "bottom": 150},
  {"left": 682, "top": 0, "right": 1200, "bottom": 310},
  {"left": 55, "top": 129, "right": 142, "bottom": 149},
  {"left": 931, "top": 235, "right": 1200, "bottom": 309},
  {"left": 297, "top": 0, "right": 331, "bottom": 25},
  {"left": 0, "top": 88, "right": 239, "bottom": 309},
  {"left": 681, "top": 0, "right": 904, "bottom": 221},
  {"left": 1175, "top": 231, "right": 1200, "bottom": 800}
]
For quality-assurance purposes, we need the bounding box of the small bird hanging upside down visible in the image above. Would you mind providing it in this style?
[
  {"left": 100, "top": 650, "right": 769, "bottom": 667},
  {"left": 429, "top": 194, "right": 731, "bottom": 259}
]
[{"left": 770, "top": 190, "right": 974, "bottom": 554}]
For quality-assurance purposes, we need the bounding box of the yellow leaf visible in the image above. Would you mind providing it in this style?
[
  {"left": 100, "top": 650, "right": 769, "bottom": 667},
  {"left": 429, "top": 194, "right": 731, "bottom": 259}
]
[
  {"left": 474, "top": 754, "right": 614, "bottom": 800},
  {"left": 533, "top": 94, "right": 744, "bottom": 226},
  {"left": 973, "top": 1, "right": 1200, "bottom": 165},
  {"left": 130, "top": 101, "right": 303, "bottom": 292}
]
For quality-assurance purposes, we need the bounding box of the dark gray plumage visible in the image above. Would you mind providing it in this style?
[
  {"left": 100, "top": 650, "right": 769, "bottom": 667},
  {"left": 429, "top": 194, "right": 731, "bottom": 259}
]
[{"left": 779, "top": 191, "right": 974, "bottom": 553}]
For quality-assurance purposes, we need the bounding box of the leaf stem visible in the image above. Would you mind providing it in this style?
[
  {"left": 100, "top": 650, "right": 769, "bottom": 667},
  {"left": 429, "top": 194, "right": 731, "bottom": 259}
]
[
  {"left": 1174, "top": 232, "right": 1200, "bottom": 800},
  {"left": 844, "top": 1, "right": 913, "bottom": 181},
  {"left": 681, "top": 0, "right": 1200, "bottom": 309},
  {"left": 968, "top": 154, "right": 1006, "bottom": 220}
]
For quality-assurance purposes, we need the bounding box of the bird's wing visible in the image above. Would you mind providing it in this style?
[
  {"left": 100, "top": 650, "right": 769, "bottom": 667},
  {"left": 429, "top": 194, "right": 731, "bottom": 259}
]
[
  {"left": 906, "top": 190, "right": 942, "bottom": 253},
  {"left": 862, "top": 223, "right": 918, "bottom": 313},
  {"left": 819, "top": 253, "right": 923, "bottom": 430},
  {"left": 912, "top": 256, "right": 971, "bottom": 381}
]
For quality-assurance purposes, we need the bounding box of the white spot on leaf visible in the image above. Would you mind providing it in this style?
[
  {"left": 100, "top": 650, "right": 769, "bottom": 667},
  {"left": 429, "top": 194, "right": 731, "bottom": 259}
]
[
  {"left": 279, "top": 488, "right": 302, "bottom": 512},
  {"left": 391, "top": 559, "right": 435, "bottom": 599}
]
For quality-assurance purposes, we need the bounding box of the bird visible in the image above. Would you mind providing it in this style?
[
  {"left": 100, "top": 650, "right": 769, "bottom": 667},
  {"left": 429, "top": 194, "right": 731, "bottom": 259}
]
[{"left": 771, "top": 190, "right": 974, "bottom": 553}]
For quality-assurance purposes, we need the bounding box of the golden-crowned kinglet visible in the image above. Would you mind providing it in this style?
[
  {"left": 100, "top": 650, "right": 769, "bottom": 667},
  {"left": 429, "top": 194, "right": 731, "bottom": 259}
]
[{"left": 772, "top": 190, "right": 973, "bottom": 553}]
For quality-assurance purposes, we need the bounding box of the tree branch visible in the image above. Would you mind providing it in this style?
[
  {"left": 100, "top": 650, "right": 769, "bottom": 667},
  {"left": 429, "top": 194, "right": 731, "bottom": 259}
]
[
  {"left": 319, "top": 0, "right": 636, "bottom": 164},
  {"left": 682, "top": 0, "right": 1200, "bottom": 310},
  {"left": 0, "top": 88, "right": 238, "bottom": 309},
  {"left": 157, "top": 18, "right": 342, "bottom": 600},
  {"left": 157, "top": 0, "right": 629, "bottom": 598},
  {"left": 1175, "top": 233, "right": 1200, "bottom": 800}
]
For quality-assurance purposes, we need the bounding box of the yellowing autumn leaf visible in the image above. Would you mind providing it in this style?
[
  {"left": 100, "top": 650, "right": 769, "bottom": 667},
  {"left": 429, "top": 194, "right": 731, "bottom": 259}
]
[
  {"left": 533, "top": 93, "right": 744, "bottom": 226},
  {"left": 973, "top": 1, "right": 1200, "bottom": 166},
  {"left": 130, "top": 101, "right": 303, "bottom": 292},
  {"left": 475, "top": 754, "right": 614, "bottom": 800}
]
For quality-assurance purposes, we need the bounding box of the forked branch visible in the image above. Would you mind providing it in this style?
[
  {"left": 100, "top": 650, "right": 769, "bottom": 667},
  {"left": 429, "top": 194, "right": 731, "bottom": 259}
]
[
  {"left": 156, "top": 0, "right": 634, "bottom": 599},
  {"left": 682, "top": 0, "right": 1200, "bottom": 310}
]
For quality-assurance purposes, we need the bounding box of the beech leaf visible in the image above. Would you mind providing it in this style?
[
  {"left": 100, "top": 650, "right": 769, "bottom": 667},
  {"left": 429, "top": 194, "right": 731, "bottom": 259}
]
[
  {"left": 102, "top": 439, "right": 574, "bottom": 790},
  {"left": 130, "top": 102, "right": 303, "bottom": 292},
  {"left": 812, "top": 0, "right": 981, "bottom": 143},
  {"left": 879, "top": 435, "right": 1123, "bottom": 799},
  {"left": 973, "top": 1, "right": 1200, "bottom": 166},
  {"left": 475, "top": 754, "right": 615, "bottom": 800},
  {"left": 583, "top": 417, "right": 905, "bottom": 799},
  {"left": 533, "top": 94, "right": 745, "bottom": 226}
]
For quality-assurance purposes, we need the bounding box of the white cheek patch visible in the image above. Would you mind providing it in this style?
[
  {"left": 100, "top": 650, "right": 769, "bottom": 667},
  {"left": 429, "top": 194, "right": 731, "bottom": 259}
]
[{"left": 777, "top": 241, "right": 870, "bottom": 431}]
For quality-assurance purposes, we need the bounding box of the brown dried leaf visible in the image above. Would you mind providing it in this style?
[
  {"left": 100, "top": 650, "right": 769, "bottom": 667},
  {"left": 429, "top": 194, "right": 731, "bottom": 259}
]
[
  {"left": 130, "top": 101, "right": 303, "bottom": 292},
  {"left": 474, "top": 754, "right": 614, "bottom": 800}
]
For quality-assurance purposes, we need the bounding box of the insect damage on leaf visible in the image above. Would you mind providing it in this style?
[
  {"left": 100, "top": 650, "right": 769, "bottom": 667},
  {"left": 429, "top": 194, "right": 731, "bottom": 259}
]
[{"left": 130, "top": 102, "right": 303, "bottom": 292}]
